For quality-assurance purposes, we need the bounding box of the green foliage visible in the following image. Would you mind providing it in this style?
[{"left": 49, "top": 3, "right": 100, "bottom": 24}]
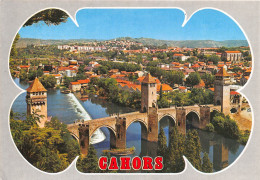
[
  {"left": 40, "top": 75, "right": 56, "bottom": 88},
  {"left": 19, "top": 69, "right": 29, "bottom": 81},
  {"left": 239, "top": 130, "right": 250, "bottom": 145},
  {"left": 184, "top": 130, "right": 202, "bottom": 171},
  {"left": 77, "top": 145, "right": 100, "bottom": 173},
  {"left": 10, "top": 34, "right": 20, "bottom": 57},
  {"left": 166, "top": 127, "right": 185, "bottom": 173},
  {"left": 24, "top": 9, "right": 69, "bottom": 27},
  {"left": 99, "top": 61, "right": 141, "bottom": 72},
  {"left": 88, "top": 78, "right": 141, "bottom": 109},
  {"left": 186, "top": 72, "right": 201, "bottom": 87},
  {"left": 157, "top": 127, "right": 167, "bottom": 157},
  {"left": 202, "top": 153, "right": 213, "bottom": 173},
  {"left": 187, "top": 56, "right": 197, "bottom": 63},
  {"left": 157, "top": 96, "right": 170, "bottom": 108},
  {"left": 205, "top": 123, "right": 215, "bottom": 132},
  {"left": 201, "top": 73, "right": 215, "bottom": 88},
  {"left": 10, "top": 112, "right": 80, "bottom": 173},
  {"left": 146, "top": 67, "right": 184, "bottom": 86},
  {"left": 232, "top": 67, "right": 242, "bottom": 73},
  {"left": 190, "top": 88, "right": 214, "bottom": 105},
  {"left": 96, "top": 65, "right": 109, "bottom": 75},
  {"left": 211, "top": 113, "right": 240, "bottom": 139},
  {"left": 208, "top": 54, "right": 220, "bottom": 65}
]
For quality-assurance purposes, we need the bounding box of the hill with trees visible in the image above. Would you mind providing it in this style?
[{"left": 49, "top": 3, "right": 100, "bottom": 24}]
[{"left": 16, "top": 37, "right": 248, "bottom": 48}]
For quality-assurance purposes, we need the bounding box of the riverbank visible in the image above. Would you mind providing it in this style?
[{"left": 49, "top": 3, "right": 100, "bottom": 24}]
[{"left": 230, "top": 106, "right": 252, "bottom": 131}]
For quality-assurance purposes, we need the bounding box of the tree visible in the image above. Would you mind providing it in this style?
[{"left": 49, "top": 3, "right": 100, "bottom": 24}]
[
  {"left": 19, "top": 69, "right": 28, "bottom": 81},
  {"left": 184, "top": 130, "right": 202, "bottom": 171},
  {"left": 211, "top": 114, "right": 240, "bottom": 139},
  {"left": 10, "top": 34, "right": 20, "bottom": 57},
  {"left": 157, "top": 127, "right": 167, "bottom": 157},
  {"left": 159, "top": 85, "right": 163, "bottom": 100},
  {"left": 202, "top": 153, "right": 213, "bottom": 173},
  {"left": 167, "top": 127, "right": 185, "bottom": 173},
  {"left": 201, "top": 73, "right": 215, "bottom": 88},
  {"left": 232, "top": 67, "right": 242, "bottom": 73},
  {"left": 157, "top": 96, "right": 170, "bottom": 108},
  {"left": 186, "top": 72, "right": 201, "bottom": 87},
  {"left": 10, "top": 111, "right": 80, "bottom": 173},
  {"left": 40, "top": 75, "right": 56, "bottom": 88},
  {"left": 208, "top": 54, "right": 220, "bottom": 65},
  {"left": 24, "top": 9, "right": 69, "bottom": 27},
  {"left": 187, "top": 56, "right": 197, "bottom": 64},
  {"left": 77, "top": 144, "right": 100, "bottom": 173},
  {"left": 26, "top": 111, "right": 42, "bottom": 127}
]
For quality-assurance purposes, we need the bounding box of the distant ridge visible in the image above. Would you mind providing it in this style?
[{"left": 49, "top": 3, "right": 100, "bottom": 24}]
[{"left": 17, "top": 37, "right": 249, "bottom": 48}]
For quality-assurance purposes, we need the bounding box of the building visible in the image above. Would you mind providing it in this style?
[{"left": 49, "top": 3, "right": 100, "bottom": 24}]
[
  {"left": 214, "top": 67, "right": 231, "bottom": 114},
  {"left": 70, "top": 82, "right": 81, "bottom": 92},
  {"left": 222, "top": 51, "right": 242, "bottom": 64},
  {"left": 173, "top": 54, "right": 189, "bottom": 61},
  {"left": 141, "top": 74, "right": 157, "bottom": 113},
  {"left": 26, "top": 78, "right": 48, "bottom": 128},
  {"left": 157, "top": 84, "right": 173, "bottom": 93}
]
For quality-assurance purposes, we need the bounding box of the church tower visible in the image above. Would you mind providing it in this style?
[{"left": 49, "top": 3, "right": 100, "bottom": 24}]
[
  {"left": 26, "top": 78, "right": 48, "bottom": 128},
  {"left": 141, "top": 73, "right": 157, "bottom": 113},
  {"left": 214, "top": 67, "right": 231, "bottom": 114}
]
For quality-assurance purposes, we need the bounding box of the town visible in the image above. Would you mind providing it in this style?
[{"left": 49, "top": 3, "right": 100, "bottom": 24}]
[
  {"left": 10, "top": 37, "right": 252, "bottom": 173},
  {"left": 11, "top": 39, "right": 251, "bottom": 111}
]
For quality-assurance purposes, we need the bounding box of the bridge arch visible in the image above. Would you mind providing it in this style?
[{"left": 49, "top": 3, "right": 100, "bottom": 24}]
[
  {"left": 186, "top": 110, "right": 200, "bottom": 119},
  {"left": 126, "top": 119, "right": 148, "bottom": 131},
  {"left": 89, "top": 125, "right": 116, "bottom": 138},
  {"left": 126, "top": 119, "right": 148, "bottom": 145},
  {"left": 186, "top": 110, "right": 200, "bottom": 129},
  {"left": 158, "top": 114, "right": 177, "bottom": 146},
  {"left": 70, "top": 132, "right": 79, "bottom": 142},
  {"left": 158, "top": 113, "right": 176, "bottom": 124},
  {"left": 90, "top": 125, "right": 117, "bottom": 149},
  {"left": 210, "top": 108, "right": 221, "bottom": 113}
]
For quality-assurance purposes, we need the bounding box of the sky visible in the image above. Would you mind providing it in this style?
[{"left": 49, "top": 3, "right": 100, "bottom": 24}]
[{"left": 18, "top": 9, "right": 247, "bottom": 41}]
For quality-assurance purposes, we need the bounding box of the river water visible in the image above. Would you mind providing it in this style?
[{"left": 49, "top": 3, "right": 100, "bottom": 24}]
[{"left": 11, "top": 78, "right": 245, "bottom": 172}]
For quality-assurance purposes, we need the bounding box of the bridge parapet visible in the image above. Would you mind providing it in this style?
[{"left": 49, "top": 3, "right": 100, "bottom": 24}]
[{"left": 67, "top": 104, "right": 222, "bottom": 155}]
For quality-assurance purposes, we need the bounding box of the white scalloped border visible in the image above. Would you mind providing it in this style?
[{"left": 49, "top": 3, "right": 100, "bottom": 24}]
[{"left": 7, "top": 6, "right": 254, "bottom": 176}]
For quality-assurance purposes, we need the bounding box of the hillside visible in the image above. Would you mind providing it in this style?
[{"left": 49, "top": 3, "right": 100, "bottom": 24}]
[{"left": 16, "top": 37, "right": 249, "bottom": 48}]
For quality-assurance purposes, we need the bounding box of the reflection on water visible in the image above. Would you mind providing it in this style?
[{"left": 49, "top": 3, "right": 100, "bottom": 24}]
[{"left": 11, "top": 78, "right": 245, "bottom": 172}]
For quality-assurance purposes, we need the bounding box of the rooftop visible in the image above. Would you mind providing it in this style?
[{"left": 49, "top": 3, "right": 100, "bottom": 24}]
[
  {"left": 215, "top": 67, "right": 230, "bottom": 77},
  {"left": 142, "top": 73, "right": 157, "bottom": 84},
  {"left": 26, "top": 78, "right": 47, "bottom": 92}
]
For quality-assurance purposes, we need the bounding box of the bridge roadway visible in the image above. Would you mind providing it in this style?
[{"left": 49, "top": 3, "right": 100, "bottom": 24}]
[{"left": 67, "top": 104, "right": 221, "bottom": 154}]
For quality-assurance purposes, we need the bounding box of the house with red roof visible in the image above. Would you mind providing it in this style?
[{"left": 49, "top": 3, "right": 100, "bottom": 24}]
[
  {"left": 19, "top": 65, "right": 30, "bottom": 72},
  {"left": 77, "top": 79, "right": 90, "bottom": 89},
  {"left": 157, "top": 84, "right": 173, "bottom": 93},
  {"left": 69, "top": 82, "right": 81, "bottom": 92},
  {"left": 178, "top": 86, "right": 187, "bottom": 93},
  {"left": 173, "top": 54, "right": 190, "bottom": 61},
  {"left": 191, "top": 64, "right": 201, "bottom": 71},
  {"left": 222, "top": 51, "right": 242, "bottom": 63}
]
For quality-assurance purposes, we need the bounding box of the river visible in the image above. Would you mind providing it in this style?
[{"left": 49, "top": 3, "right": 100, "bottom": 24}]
[{"left": 11, "top": 78, "right": 245, "bottom": 172}]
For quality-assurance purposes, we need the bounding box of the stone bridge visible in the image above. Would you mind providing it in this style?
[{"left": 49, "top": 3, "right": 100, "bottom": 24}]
[{"left": 67, "top": 104, "right": 221, "bottom": 155}]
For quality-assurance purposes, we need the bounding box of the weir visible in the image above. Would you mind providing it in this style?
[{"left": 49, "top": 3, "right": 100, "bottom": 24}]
[{"left": 67, "top": 93, "right": 106, "bottom": 144}]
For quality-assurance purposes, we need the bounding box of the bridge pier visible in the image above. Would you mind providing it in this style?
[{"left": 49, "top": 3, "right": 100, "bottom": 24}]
[
  {"left": 115, "top": 117, "right": 127, "bottom": 149},
  {"left": 176, "top": 108, "right": 186, "bottom": 135},
  {"left": 78, "top": 124, "right": 90, "bottom": 156},
  {"left": 145, "top": 107, "right": 159, "bottom": 142},
  {"left": 200, "top": 106, "right": 211, "bottom": 129}
]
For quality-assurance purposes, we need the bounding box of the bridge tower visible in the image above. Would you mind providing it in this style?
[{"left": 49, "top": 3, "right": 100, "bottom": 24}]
[
  {"left": 214, "top": 67, "right": 230, "bottom": 114},
  {"left": 26, "top": 77, "right": 48, "bottom": 128},
  {"left": 141, "top": 73, "right": 157, "bottom": 113}
]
